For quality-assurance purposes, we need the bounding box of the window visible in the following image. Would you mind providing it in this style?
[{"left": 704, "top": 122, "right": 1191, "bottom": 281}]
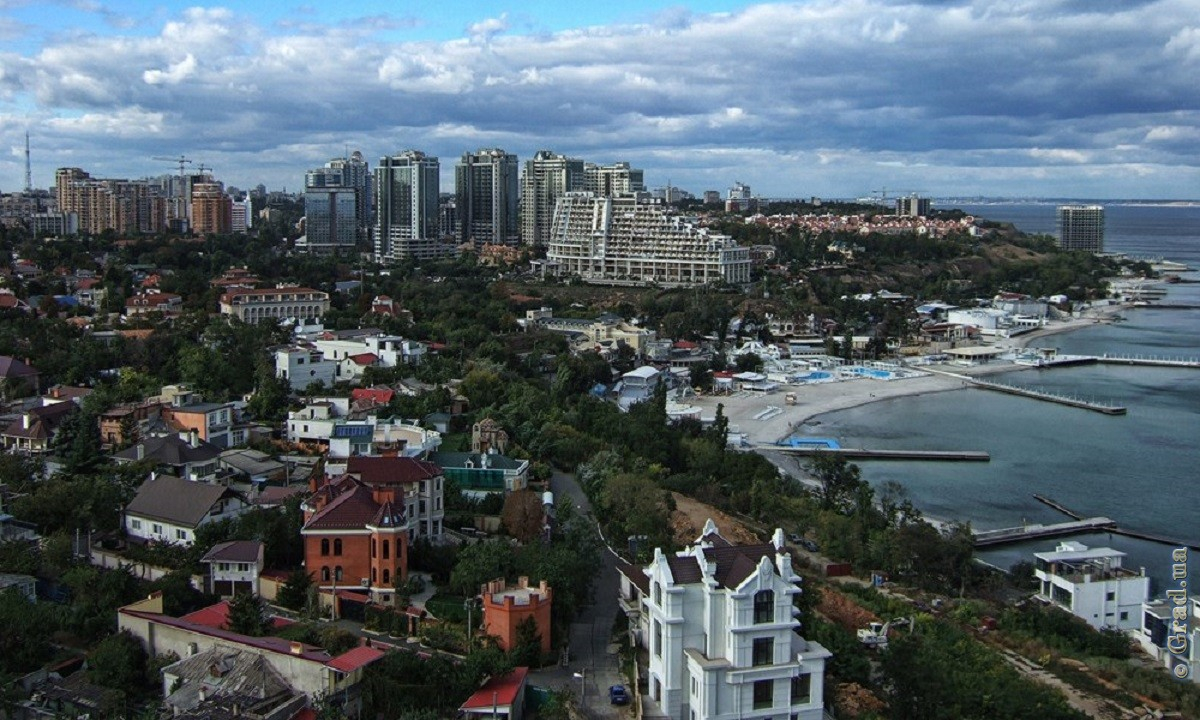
[
  {"left": 1106, "top": 591, "right": 1115, "bottom": 601},
  {"left": 752, "top": 637, "right": 774, "bottom": 666},
  {"left": 321, "top": 538, "right": 330, "bottom": 556},
  {"left": 335, "top": 566, "right": 343, "bottom": 582},
  {"left": 371, "top": 540, "right": 377, "bottom": 558},
  {"left": 383, "top": 569, "right": 391, "bottom": 584},
  {"left": 790, "top": 674, "right": 811, "bottom": 705},
  {"left": 654, "top": 620, "right": 663, "bottom": 658},
  {"left": 372, "top": 568, "right": 377, "bottom": 583},
  {"left": 152, "top": 523, "right": 163, "bottom": 535},
  {"left": 218, "top": 563, "right": 229, "bottom": 572},
  {"left": 333, "top": 538, "right": 343, "bottom": 556},
  {"left": 321, "top": 567, "right": 330, "bottom": 582},
  {"left": 238, "top": 563, "right": 248, "bottom": 572},
  {"left": 383, "top": 540, "right": 390, "bottom": 559},
  {"left": 1120, "top": 611, "right": 1129, "bottom": 621},
  {"left": 754, "top": 590, "right": 775, "bottom": 624},
  {"left": 753, "top": 680, "right": 773, "bottom": 709},
  {"left": 176, "top": 529, "right": 186, "bottom": 540},
  {"left": 131, "top": 519, "right": 142, "bottom": 530},
  {"left": 653, "top": 582, "right": 662, "bottom": 605}
]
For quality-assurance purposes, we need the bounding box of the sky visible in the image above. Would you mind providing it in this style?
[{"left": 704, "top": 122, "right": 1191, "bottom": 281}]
[{"left": 2, "top": 0, "right": 1199, "bottom": 199}]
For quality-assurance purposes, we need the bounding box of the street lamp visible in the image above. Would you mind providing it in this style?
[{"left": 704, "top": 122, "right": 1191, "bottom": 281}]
[{"left": 573, "top": 669, "right": 586, "bottom": 705}]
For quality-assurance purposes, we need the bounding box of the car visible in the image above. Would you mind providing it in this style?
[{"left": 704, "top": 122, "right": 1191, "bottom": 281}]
[
  {"left": 787, "top": 533, "right": 802, "bottom": 544},
  {"left": 801, "top": 539, "right": 820, "bottom": 553},
  {"left": 609, "top": 684, "right": 630, "bottom": 705}
]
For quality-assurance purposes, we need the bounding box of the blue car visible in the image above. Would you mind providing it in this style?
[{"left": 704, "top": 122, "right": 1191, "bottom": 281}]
[{"left": 609, "top": 684, "right": 630, "bottom": 705}]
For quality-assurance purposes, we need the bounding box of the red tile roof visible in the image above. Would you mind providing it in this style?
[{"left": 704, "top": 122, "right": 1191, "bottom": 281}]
[
  {"left": 345, "top": 457, "right": 441, "bottom": 486},
  {"left": 351, "top": 388, "right": 394, "bottom": 405},
  {"left": 326, "top": 645, "right": 385, "bottom": 673},
  {"left": 348, "top": 353, "right": 379, "bottom": 366},
  {"left": 460, "top": 668, "right": 529, "bottom": 710},
  {"left": 303, "top": 478, "right": 391, "bottom": 531},
  {"left": 179, "top": 601, "right": 294, "bottom": 631},
  {"left": 120, "top": 607, "right": 328, "bottom": 662}
]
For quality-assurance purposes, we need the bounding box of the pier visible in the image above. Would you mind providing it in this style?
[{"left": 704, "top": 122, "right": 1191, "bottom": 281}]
[
  {"left": 1095, "top": 353, "right": 1200, "bottom": 369},
  {"left": 972, "top": 517, "right": 1117, "bottom": 547},
  {"left": 765, "top": 445, "right": 990, "bottom": 461},
  {"left": 968, "top": 378, "right": 1127, "bottom": 415},
  {"left": 1032, "top": 495, "right": 1200, "bottom": 552}
]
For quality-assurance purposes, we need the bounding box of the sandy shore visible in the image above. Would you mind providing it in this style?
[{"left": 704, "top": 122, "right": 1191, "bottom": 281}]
[{"left": 688, "top": 302, "right": 1135, "bottom": 448}]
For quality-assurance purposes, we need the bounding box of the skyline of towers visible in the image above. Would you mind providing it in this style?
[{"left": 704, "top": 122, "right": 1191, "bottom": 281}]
[
  {"left": 455, "top": 148, "right": 519, "bottom": 247},
  {"left": 374, "top": 150, "right": 442, "bottom": 262}
]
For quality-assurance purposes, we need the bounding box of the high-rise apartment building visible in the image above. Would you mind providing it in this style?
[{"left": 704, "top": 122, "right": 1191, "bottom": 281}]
[
  {"left": 191, "top": 181, "right": 231, "bottom": 235},
  {"left": 55, "top": 167, "right": 168, "bottom": 235},
  {"left": 302, "top": 187, "right": 357, "bottom": 254},
  {"left": 230, "top": 196, "right": 252, "bottom": 234},
  {"left": 307, "top": 151, "right": 371, "bottom": 234},
  {"left": 455, "top": 149, "right": 519, "bottom": 246},
  {"left": 547, "top": 192, "right": 751, "bottom": 286},
  {"left": 895, "top": 195, "right": 931, "bottom": 217},
  {"left": 1056, "top": 204, "right": 1105, "bottom": 252},
  {"left": 374, "top": 151, "right": 442, "bottom": 262},
  {"left": 583, "top": 162, "right": 645, "bottom": 197},
  {"left": 520, "top": 150, "right": 584, "bottom": 248}
]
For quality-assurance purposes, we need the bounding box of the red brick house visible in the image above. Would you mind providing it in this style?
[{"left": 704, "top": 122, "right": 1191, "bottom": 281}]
[
  {"left": 480, "top": 577, "right": 553, "bottom": 654},
  {"left": 301, "top": 475, "right": 409, "bottom": 606}
]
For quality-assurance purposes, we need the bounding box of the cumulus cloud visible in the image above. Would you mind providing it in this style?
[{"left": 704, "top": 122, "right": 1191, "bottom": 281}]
[
  {"left": 143, "top": 54, "right": 196, "bottom": 85},
  {"left": 1, "top": 0, "right": 1198, "bottom": 197}
]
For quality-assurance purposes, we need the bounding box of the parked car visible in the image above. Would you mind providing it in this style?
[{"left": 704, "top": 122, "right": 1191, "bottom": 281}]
[
  {"left": 787, "top": 533, "right": 803, "bottom": 544},
  {"left": 609, "top": 685, "right": 630, "bottom": 705},
  {"left": 801, "top": 539, "right": 820, "bottom": 553}
]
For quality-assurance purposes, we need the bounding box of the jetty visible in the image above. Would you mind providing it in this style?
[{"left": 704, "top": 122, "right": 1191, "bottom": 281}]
[
  {"left": 765, "top": 445, "right": 990, "bottom": 461},
  {"left": 972, "top": 517, "right": 1117, "bottom": 547},
  {"left": 1095, "top": 353, "right": 1200, "bottom": 369},
  {"left": 968, "top": 378, "right": 1127, "bottom": 415},
  {"left": 1032, "top": 494, "right": 1200, "bottom": 552}
]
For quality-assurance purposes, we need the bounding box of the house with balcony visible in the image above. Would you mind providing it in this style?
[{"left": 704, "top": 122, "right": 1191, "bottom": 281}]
[
  {"left": 0, "top": 401, "right": 77, "bottom": 454},
  {"left": 1033, "top": 541, "right": 1150, "bottom": 631},
  {"left": 326, "top": 417, "right": 442, "bottom": 459},
  {"left": 625, "top": 520, "right": 830, "bottom": 720},
  {"left": 157, "top": 385, "right": 237, "bottom": 449},
  {"left": 201, "top": 540, "right": 265, "bottom": 597}
]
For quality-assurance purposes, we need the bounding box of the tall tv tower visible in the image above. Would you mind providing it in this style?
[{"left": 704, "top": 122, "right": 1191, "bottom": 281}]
[{"left": 24, "top": 132, "right": 32, "bottom": 193}]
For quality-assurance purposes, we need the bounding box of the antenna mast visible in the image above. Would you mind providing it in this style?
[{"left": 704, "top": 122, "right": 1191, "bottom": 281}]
[{"left": 24, "top": 132, "right": 32, "bottom": 193}]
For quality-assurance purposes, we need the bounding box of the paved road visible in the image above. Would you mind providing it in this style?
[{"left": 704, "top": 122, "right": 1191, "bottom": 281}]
[{"left": 531, "top": 471, "right": 631, "bottom": 718}]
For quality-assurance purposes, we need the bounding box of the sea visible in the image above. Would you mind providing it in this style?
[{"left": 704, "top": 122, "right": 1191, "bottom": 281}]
[{"left": 794, "top": 201, "right": 1200, "bottom": 592}]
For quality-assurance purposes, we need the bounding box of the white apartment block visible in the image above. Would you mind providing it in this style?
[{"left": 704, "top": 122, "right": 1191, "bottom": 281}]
[
  {"left": 219, "top": 286, "right": 330, "bottom": 323},
  {"left": 625, "top": 521, "right": 830, "bottom": 720},
  {"left": 547, "top": 193, "right": 751, "bottom": 287},
  {"left": 1034, "top": 541, "right": 1150, "bottom": 631},
  {"left": 275, "top": 346, "right": 338, "bottom": 391}
]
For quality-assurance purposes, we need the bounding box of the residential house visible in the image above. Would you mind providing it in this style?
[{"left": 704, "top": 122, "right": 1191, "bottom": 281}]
[
  {"left": 125, "top": 289, "right": 183, "bottom": 317},
  {"left": 97, "top": 399, "right": 163, "bottom": 447},
  {"left": 300, "top": 475, "right": 410, "bottom": 606},
  {"left": 124, "top": 474, "right": 250, "bottom": 546},
  {"left": 617, "top": 365, "right": 662, "bottom": 411},
  {"left": 339, "top": 456, "right": 445, "bottom": 541},
  {"left": 276, "top": 345, "right": 338, "bottom": 391},
  {"left": 219, "top": 448, "right": 286, "bottom": 486},
  {"left": 458, "top": 667, "right": 529, "bottom": 720},
  {"left": 1, "top": 401, "right": 77, "bottom": 454},
  {"left": 73, "top": 277, "right": 106, "bottom": 308},
  {"left": 1033, "top": 541, "right": 1150, "bottom": 631},
  {"left": 623, "top": 520, "right": 830, "bottom": 720},
  {"left": 160, "top": 648, "right": 306, "bottom": 720},
  {"left": 519, "top": 307, "right": 656, "bottom": 354},
  {"left": 287, "top": 399, "right": 349, "bottom": 446},
  {"left": 428, "top": 451, "right": 528, "bottom": 499},
  {"left": 118, "top": 594, "right": 384, "bottom": 712},
  {"left": 325, "top": 417, "right": 442, "bottom": 459},
  {"left": 312, "top": 333, "right": 426, "bottom": 378},
  {"left": 113, "top": 433, "right": 222, "bottom": 482},
  {"left": 0, "top": 355, "right": 39, "bottom": 398},
  {"left": 1138, "top": 595, "right": 1200, "bottom": 682},
  {"left": 201, "top": 540, "right": 265, "bottom": 597},
  {"left": 159, "top": 385, "right": 237, "bottom": 448}
]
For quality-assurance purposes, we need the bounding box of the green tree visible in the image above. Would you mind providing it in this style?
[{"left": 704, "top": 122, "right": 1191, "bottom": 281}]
[
  {"left": 278, "top": 568, "right": 315, "bottom": 611},
  {"left": 226, "top": 592, "right": 268, "bottom": 636},
  {"left": 509, "top": 615, "right": 542, "bottom": 668},
  {"left": 808, "top": 454, "right": 865, "bottom": 513},
  {"left": 88, "top": 630, "right": 149, "bottom": 694}
]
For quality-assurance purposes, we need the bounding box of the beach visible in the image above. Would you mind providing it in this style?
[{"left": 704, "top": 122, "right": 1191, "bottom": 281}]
[{"left": 687, "top": 304, "right": 1133, "bottom": 449}]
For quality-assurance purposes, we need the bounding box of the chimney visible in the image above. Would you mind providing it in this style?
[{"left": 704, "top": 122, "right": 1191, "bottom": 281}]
[
  {"left": 136, "top": 443, "right": 144, "bottom": 460},
  {"left": 21, "top": 413, "right": 30, "bottom": 430},
  {"left": 190, "top": 429, "right": 199, "bottom": 447}
]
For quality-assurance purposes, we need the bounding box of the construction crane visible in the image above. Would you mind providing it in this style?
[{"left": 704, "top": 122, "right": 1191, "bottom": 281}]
[
  {"left": 153, "top": 155, "right": 193, "bottom": 225},
  {"left": 153, "top": 154, "right": 192, "bottom": 177},
  {"left": 196, "top": 163, "right": 212, "bottom": 176}
]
